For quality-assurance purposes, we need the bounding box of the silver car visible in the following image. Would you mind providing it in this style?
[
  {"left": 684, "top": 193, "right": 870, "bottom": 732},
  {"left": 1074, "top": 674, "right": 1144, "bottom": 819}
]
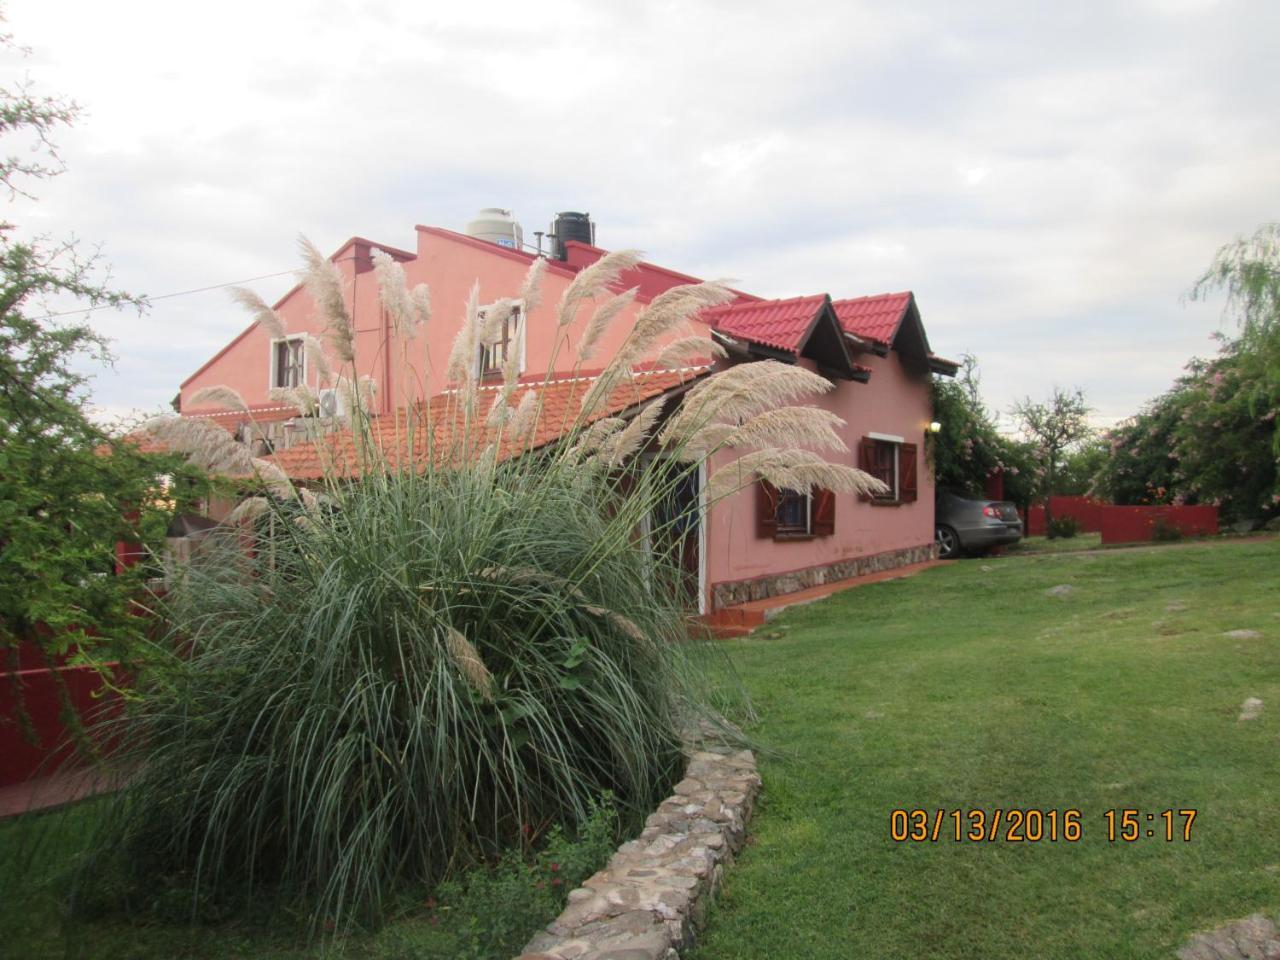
[{"left": 935, "top": 490, "right": 1024, "bottom": 559}]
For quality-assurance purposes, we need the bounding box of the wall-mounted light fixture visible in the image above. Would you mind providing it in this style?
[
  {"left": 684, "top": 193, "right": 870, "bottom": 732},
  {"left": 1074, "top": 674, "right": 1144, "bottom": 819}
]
[{"left": 928, "top": 421, "right": 942, "bottom": 434}]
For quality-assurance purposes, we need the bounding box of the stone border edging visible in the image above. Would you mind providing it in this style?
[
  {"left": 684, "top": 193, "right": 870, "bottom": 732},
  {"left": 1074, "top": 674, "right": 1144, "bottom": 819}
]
[
  {"left": 516, "top": 726, "right": 761, "bottom": 960},
  {"left": 711, "top": 541, "right": 937, "bottom": 610}
]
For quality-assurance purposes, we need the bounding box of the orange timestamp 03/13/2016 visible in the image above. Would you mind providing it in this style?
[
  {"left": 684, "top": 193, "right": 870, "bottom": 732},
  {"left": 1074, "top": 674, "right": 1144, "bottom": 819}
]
[{"left": 889, "top": 808, "right": 1198, "bottom": 843}]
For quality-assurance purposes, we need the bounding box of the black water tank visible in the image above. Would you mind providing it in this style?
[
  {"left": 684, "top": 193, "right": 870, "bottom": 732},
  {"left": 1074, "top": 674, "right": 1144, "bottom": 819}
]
[{"left": 551, "top": 211, "right": 594, "bottom": 259}]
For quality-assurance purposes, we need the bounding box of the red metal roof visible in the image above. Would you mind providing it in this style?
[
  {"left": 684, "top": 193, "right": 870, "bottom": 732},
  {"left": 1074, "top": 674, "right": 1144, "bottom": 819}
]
[
  {"left": 831, "top": 292, "right": 913, "bottom": 346},
  {"left": 701, "top": 294, "right": 829, "bottom": 353}
]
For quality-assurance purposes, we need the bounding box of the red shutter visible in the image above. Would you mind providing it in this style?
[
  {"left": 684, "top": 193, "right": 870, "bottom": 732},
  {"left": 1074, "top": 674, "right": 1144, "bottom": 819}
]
[
  {"left": 757, "top": 480, "right": 779, "bottom": 538},
  {"left": 858, "top": 438, "right": 876, "bottom": 502},
  {"left": 812, "top": 488, "right": 835, "bottom": 536},
  {"left": 900, "top": 442, "right": 918, "bottom": 503}
]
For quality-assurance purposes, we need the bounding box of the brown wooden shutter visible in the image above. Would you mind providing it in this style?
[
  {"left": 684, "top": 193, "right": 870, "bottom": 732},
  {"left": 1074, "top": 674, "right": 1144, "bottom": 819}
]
[
  {"left": 812, "top": 488, "right": 836, "bottom": 536},
  {"left": 756, "top": 480, "right": 780, "bottom": 538},
  {"left": 900, "top": 442, "right": 918, "bottom": 503},
  {"left": 858, "top": 438, "right": 876, "bottom": 502}
]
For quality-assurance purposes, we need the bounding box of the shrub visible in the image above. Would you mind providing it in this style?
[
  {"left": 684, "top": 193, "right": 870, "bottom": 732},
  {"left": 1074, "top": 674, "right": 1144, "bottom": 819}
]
[
  {"left": 373, "top": 796, "right": 618, "bottom": 960},
  {"left": 1047, "top": 516, "right": 1082, "bottom": 539},
  {"left": 74, "top": 243, "right": 888, "bottom": 931},
  {"left": 1151, "top": 516, "right": 1184, "bottom": 542},
  {"left": 77, "top": 460, "right": 697, "bottom": 927}
]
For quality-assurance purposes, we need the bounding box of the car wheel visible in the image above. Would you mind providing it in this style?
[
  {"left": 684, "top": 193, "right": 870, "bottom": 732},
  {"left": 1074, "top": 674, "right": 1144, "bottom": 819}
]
[{"left": 936, "top": 524, "right": 960, "bottom": 559}]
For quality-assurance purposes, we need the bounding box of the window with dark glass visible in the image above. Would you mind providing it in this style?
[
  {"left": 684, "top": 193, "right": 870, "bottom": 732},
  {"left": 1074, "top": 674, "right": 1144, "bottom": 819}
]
[
  {"left": 478, "top": 305, "right": 522, "bottom": 378},
  {"left": 857, "top": 437, "right": 919, "bottom": 505},
  {"left": 758, "top": 481, "right": 836, "bottom": 539},
  {"left": 273, "top": 337, "right": 304, "bottom": 389},
  {"left": 775, "top": 489, "right": 811, "bottom": 535},
  {"left": 868, "top": 440, "right": 898, "bottom": 500}
]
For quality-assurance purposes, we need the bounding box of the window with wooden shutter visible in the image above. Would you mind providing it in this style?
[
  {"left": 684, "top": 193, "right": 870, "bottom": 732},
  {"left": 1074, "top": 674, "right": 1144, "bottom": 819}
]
[
  {"left": 860, "top": 436, "right": 899, "bottom": 503},
  {"left": 756, "top": 480, "right": 780, "bottom": 538},
  {"left": 857, "top": 438, "right": 878, "bottom": 502},
  {"left": 860, "top": 435, "right": 917, "bottom": 504},
  {"left": 272, "top": 336, "right": 305, "bottom": 389},
  {"left": 899, "top": 443, "right": 918, "bottom": 503},
  {"left": 811, "top": 488, "right": 835, "bottom": 536}
]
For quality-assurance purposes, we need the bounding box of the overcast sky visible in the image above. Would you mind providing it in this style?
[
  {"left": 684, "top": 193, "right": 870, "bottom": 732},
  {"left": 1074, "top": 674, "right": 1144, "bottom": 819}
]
[{"left": 5, "top": 0, "right": 1278, "bottom": 429}]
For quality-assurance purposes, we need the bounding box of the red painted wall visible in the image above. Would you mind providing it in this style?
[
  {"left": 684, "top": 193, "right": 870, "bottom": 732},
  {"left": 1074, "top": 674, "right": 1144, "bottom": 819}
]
[
  {"left": 706, "top": 351, "right": 935, "bottom": 605},
  {"left": 1099, "top": 505, "right": 1218, "bottom": 544},
  {"left": 0, "top": 643, "right": 121, "bottom": 788},
  {"left": 1026, "top": 496, "right": 1108, "bottom": 536},
  {"left": 984, "top": 470, "right": 1004, "bottom": 502}
]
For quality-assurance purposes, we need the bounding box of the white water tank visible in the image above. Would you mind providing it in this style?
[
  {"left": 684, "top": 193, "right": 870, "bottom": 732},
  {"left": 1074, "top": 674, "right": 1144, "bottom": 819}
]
[{"left": 465, "top": 208, "right": 523, "bottom": 250}]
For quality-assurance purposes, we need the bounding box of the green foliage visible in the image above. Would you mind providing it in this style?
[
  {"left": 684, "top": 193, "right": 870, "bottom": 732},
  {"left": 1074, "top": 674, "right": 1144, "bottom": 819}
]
[
  {"left": 1011, "top": 386, "right": 1092, "bottom": 534},
  {"left": 1190, "top": 222, "right": 1280, "bottom": 341},
  {"left": 1054, "top": 437, "right": 1108, "bottom": 496},
  {"left": 409, "top": 797, "right": 618, "bottom": 960},
  {"left": 1093, "top": 223, "right": 1280, "bottom": 521},
  {"left": 2, "top": 795, "right": 620, "bottom": 960},
  {"left": 1150, "top": 516, "right": 1183, "bottom": 542},
  {"left": 929, "top": 354, "right": 1035, "bottom": 505},
  {"left": 694, "top": 539, "right": 1280, "bottom": 960},
  {"left": 0, "top": 15, "right": 205, "bottom": 683},
  {"left": 1045, "top": 516, "right": 1081, "bottom": 539},
  {"left": 73, "top": 458, "right": 730, "bottom": 930}
]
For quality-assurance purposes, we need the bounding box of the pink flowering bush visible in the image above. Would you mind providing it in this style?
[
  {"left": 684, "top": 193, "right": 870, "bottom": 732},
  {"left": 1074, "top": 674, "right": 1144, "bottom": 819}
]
[{"left": 1093, "top": 224, "right": 1280, "bottom": 522}]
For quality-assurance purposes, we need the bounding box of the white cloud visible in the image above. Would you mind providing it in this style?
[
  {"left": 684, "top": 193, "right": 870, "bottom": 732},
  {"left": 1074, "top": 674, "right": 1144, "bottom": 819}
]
[{"left": 2, "top": 0, "right": 1277, "bottom": 424}]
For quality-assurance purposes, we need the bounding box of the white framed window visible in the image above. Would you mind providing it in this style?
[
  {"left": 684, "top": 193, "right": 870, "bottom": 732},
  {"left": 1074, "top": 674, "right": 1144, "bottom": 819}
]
[
  {"left": 859, "top": 432, "right": 918, "bottom": 505},
  {"left": 270, "top": 336, "right": 306, "bottom": 390},
  {"left": 477, "top": 303, "right": 525, "bottom": 379}
]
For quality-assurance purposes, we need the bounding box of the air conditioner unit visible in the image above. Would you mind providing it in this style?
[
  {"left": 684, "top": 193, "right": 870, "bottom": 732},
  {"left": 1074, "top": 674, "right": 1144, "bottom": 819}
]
[{"left": 317, "top": 388, "right": 343, "bottom": 419}]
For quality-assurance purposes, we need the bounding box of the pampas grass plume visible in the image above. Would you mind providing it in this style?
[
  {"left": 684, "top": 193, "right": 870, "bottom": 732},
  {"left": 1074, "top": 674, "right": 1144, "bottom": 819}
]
[
  {"left": 188, "top": 385, "right": 249, "bottom": 414},
  {"left": 298, "top": 235, "right": 355, "bottom": 365},
  {"left": 228, "top": 287, "right": 287, "bottom": 342},
  {"left": 652, "top": 336, "right": 727, "bottom": 370}
]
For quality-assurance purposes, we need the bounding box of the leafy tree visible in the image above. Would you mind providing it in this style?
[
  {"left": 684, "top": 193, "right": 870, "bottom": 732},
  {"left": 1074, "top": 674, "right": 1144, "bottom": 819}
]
[
  {"left": 929, "top": 354, "right": 1035, "bottom": 507},
  {"left": 1011, "top": 387, "right": 1093, "bottom": 535},
  {"left": 1191, "top": 222, "right": 1280, "bottom": 341},
  {"left": 1092, "top": 224, "right": 1280, "bottom": 523},
  {"left": 1056, "top": 436, "right": 1109, "bottom": 496},
  {"left": 0, "top": 12, "right": 204, "bottom": 730}
]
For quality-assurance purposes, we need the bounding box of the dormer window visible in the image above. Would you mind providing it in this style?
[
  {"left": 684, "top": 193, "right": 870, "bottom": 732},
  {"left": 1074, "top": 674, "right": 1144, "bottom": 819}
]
[
  {"left": 478, "top": 304, "right": 524, "bottom": 379},
  {"left": 271, "top": 336, "right": 305, "bottom": 389}
]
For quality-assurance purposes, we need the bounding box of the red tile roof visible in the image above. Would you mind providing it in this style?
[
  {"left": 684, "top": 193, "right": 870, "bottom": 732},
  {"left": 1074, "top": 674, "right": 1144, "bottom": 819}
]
[
  {"left": 268, "top": 366, "right": 709, "bottom": 480},
  {"left": 700, "top": 294, "right": 829, "bottom": 353},
  {"left": 831, "top": 292, "right": 913, "bottom": 346}
]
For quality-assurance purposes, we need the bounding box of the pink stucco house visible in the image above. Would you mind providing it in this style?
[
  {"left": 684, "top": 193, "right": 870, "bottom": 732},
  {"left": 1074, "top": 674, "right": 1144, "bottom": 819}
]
[{"left": 178, "top": 215, "right": 957, "bottom": 613}]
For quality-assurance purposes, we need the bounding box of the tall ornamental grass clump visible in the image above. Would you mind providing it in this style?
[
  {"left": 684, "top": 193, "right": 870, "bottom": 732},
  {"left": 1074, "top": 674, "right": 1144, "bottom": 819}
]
[{"left": 74, "top": 240, "right": 886, "bottom": 928}]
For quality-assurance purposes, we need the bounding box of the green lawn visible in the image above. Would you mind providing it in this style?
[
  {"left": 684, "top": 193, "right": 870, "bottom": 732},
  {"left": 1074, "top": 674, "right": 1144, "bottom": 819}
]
[
  {"left": 1006, "top": 532, "right": 1105, "bottom": 553},
  {"left": 694, "top": 538, "right": 1280, "bottom": 960}
]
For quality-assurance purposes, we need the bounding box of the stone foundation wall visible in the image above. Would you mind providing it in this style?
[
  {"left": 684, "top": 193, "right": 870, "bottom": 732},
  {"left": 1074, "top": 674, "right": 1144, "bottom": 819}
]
[
  {"left": 710, "top": 541, "right": 937, "bottom": 610},
  {"left": 516, "top": 721, "right": 761, "bottom": 960}
]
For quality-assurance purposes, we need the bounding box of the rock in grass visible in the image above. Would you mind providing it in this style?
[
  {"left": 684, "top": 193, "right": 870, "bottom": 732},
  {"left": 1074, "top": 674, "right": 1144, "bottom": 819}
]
[
  {"left": 1045, "top": 584, "right": 1074, "bottom": 597},
  {"left": 1224, "top": 629, "right": 1262, "bottom": 639},
  {"left": 1239, "top": 697, "right": 1264, "bottom": 721},
  {"left": 1176, "top": 912, "right": 1280, "bottom": 960}
]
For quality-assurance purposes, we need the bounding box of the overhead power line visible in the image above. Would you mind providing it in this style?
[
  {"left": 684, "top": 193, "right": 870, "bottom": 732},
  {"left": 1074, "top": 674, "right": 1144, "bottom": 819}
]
[{"left": 30, "top": 266, "right": 303, "bottom": 322}]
